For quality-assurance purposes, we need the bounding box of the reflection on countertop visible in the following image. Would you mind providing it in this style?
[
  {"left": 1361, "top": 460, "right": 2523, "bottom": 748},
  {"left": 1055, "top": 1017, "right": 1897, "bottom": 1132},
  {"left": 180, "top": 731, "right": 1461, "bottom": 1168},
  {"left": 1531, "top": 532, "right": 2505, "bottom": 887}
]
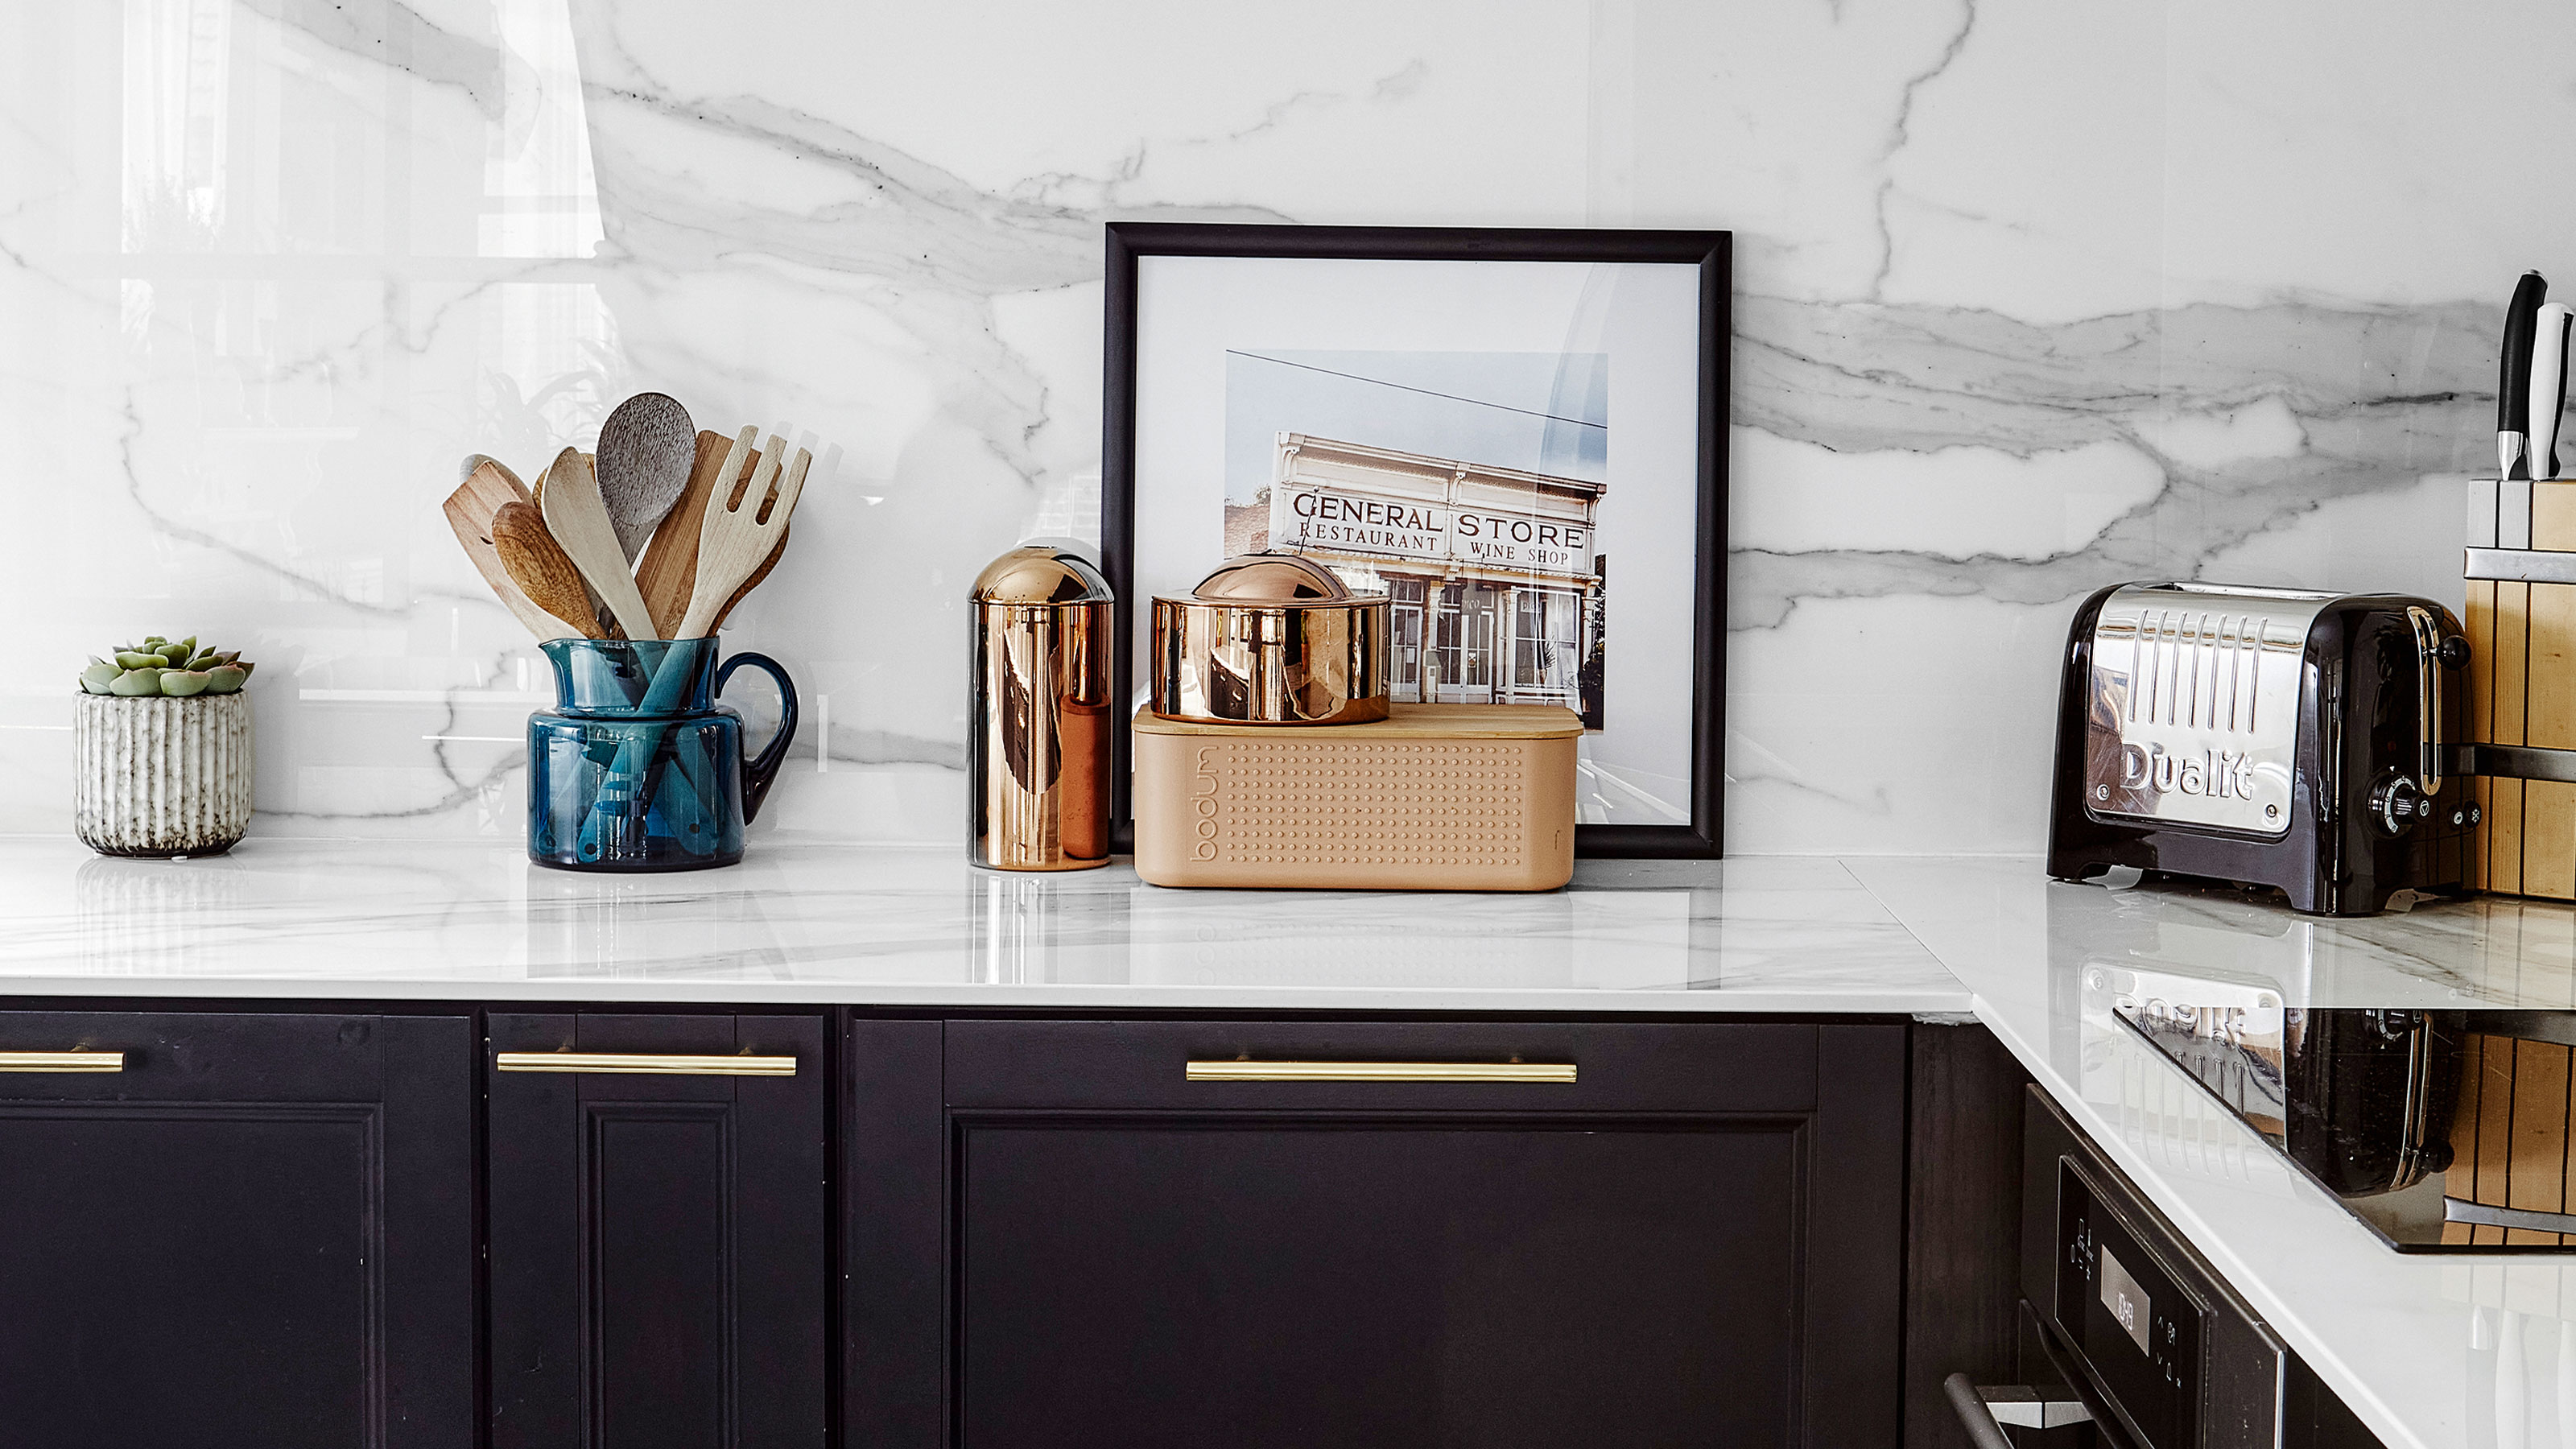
[
  {"left": 0, "top": 836, "right": 1963, "bottom": 1009},
  {"left": 1847, "top": 858, "right": 2576, "bottom": 1449}
]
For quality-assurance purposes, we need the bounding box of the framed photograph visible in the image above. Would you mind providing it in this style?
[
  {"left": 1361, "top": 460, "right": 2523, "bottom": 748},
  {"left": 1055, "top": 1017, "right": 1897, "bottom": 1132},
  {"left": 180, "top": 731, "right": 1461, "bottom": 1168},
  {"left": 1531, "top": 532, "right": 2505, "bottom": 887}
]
[{"left": 1102, "top": 223, "right": 1731, "bottom": 858}]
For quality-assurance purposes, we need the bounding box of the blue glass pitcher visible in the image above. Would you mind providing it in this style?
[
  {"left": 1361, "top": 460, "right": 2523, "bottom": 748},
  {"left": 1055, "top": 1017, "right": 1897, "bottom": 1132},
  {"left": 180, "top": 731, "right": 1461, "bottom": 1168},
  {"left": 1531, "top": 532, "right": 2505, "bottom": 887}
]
[{"left": 527, "top": 639, "right": 797, "bottom": 872}]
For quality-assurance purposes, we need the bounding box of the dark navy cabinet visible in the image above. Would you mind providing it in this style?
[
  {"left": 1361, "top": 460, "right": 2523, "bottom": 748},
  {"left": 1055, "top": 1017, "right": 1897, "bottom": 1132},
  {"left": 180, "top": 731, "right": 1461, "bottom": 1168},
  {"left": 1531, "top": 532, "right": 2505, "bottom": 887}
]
[
  {"left": 0, "top": 1009, "right": 475, "bottom": 1449},
  {"left": 485, "top": 1011, "right": 828, "bottom": 1449},
  {"left": 849, "top": 1018, "right": 1910, "bottom": 1449},
  {"left": 0, "top": 1005, "right": 1953, "bottom": 1448}
]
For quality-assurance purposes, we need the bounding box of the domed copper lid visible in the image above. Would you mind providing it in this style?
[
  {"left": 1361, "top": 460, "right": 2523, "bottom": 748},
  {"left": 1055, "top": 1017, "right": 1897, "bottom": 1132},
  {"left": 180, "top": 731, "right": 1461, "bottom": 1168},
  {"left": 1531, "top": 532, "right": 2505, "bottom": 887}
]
[
  {"left": 1187, "top": 552, "right": 1360, "bottom": 604},
  {"left": 970, "top": 544, "right": 1113, "bottom": 605}
]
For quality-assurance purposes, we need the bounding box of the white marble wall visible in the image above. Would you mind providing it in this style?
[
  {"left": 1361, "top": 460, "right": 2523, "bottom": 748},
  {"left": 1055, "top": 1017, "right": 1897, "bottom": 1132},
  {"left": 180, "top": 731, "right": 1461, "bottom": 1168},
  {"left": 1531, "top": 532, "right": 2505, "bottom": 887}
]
[{"left": 0, "top": 0, "right": 2566, "bottom": 853}]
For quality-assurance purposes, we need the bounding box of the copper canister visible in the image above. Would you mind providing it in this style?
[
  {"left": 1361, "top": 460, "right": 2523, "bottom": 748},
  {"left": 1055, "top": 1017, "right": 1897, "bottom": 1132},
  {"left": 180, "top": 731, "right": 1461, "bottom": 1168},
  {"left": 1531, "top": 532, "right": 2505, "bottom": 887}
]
[
  {"left": 1150, "top": 553, "right": 1389, "bottom": 725},
  {"left": 969, "top": 545, "right": 1113, "bottom": 870}
]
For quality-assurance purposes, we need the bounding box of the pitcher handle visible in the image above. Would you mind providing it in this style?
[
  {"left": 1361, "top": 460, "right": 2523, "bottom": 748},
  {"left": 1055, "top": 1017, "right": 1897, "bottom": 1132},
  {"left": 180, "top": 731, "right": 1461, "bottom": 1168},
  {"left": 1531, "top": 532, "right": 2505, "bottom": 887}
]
[{"left": 716, "top": 651, "right": 799, "bottom": 824}]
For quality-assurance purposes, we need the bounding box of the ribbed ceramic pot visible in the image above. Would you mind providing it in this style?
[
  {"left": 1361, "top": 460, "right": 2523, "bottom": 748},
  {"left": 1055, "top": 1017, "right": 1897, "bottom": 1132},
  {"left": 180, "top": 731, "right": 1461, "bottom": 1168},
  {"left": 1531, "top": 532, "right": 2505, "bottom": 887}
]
[{"left": 72, "top": 691, "right": 254, "bottom": 857}]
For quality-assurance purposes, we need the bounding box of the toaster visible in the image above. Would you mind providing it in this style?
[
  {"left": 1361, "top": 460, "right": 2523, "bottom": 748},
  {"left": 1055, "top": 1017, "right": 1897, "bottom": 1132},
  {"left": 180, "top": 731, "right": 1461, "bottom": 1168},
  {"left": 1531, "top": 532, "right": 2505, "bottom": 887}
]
[{"left": 2047, "top": 582, "right": 2475, "bottom": 916}]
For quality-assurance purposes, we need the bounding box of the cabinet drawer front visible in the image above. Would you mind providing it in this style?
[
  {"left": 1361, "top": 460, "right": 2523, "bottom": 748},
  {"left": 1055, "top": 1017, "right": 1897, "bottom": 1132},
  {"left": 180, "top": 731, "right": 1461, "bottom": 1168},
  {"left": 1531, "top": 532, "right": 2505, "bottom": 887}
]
[
  {"left": 945, "top": 1019, "right": 1823, "bottom": 1113},
  {"left": 486, "top": 1012, "right": 827, "bottom": 1449},
  {"left": 0, "top": 1009, "right": 411, "bottom": 1100},
  {"left": 0, "top": 1009, "right": 473, "bottom": 1449}
]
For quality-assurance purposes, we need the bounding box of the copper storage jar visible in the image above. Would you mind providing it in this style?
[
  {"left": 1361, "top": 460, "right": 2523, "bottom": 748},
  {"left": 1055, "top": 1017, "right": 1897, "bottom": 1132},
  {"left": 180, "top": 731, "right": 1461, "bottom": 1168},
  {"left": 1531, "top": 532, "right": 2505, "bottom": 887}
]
[
  {"left": 969, "top": 544, "right": 1113, "bottom": 871},
  {"left": 1150, "top": 553, "right": 1389, "bottom": 726}
]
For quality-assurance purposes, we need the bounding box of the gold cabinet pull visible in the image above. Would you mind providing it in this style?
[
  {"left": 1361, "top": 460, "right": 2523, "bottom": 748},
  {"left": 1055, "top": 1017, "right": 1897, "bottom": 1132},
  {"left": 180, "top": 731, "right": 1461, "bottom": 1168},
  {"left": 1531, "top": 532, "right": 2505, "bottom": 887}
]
[
  {"left": 494, "top": 1052, "right": 796, "bottom": 1077},
  {"left": 1185, "top": 1060, "right": 1575, "bottom": 1084},
  {"left": 0, "top": 1051, "right": 125, "bottom": 1073}
]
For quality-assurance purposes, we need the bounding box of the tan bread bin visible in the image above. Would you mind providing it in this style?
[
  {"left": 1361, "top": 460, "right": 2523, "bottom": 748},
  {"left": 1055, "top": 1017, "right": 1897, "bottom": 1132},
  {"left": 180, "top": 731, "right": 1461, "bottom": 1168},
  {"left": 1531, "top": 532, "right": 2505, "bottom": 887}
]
[{"left": 1132, "top": 703, "right": 1581, "bottom": 890}]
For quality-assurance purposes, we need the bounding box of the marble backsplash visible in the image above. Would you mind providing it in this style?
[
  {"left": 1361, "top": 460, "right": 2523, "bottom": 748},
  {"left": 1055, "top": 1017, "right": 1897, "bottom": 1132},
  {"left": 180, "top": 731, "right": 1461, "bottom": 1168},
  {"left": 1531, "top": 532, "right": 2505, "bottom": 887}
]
[{"left": 0, "top": 0, "right": 2563, "bottom": 854}]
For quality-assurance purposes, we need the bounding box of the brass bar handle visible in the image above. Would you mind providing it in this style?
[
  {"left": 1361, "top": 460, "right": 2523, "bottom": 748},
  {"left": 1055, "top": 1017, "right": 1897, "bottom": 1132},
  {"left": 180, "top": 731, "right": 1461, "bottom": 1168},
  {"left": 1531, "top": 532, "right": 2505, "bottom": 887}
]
[
  {"left": 0, "top": 1051, "right": 125, "bottom": 1073},
  {"left": 1185, "top": 1060, "right": 1575, "bottom": 1084},
  {"left": 494, "top": 1052, "right": 796, "bottom": 1077}
]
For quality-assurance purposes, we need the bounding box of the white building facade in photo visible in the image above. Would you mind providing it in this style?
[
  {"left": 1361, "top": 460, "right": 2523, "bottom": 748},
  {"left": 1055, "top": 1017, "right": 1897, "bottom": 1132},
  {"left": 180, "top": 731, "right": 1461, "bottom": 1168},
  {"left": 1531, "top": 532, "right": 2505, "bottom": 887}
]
[{"left": 1227, "top": 433, "right": 1607, "bottom": 724}]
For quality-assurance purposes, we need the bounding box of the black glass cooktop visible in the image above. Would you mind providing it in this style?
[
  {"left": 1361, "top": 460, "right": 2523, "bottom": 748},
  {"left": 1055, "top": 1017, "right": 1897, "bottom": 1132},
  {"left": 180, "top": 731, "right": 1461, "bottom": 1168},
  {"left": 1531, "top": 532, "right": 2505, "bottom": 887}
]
[{"left": 2103, "top": 968, "right": 2576, "bottom": 1252}]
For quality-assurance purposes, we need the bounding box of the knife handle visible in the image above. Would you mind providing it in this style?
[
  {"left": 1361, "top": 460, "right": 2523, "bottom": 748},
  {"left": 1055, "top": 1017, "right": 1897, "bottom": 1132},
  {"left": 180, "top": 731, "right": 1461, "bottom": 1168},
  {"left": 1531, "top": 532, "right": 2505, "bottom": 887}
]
[
  {"left": 2537, "top": 303, "right": 2574, "bottom": 481},
  {"left": 2502, "top": 270, "right": 2549, "bottom": 477}
]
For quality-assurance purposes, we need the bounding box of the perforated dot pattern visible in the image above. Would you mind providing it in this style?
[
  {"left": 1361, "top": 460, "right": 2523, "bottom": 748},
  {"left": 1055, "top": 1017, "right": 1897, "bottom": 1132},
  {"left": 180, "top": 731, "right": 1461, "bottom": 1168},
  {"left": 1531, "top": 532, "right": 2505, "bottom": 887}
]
[{"left": 1195, "top": 741, "right": 1536, "bottom": 869}]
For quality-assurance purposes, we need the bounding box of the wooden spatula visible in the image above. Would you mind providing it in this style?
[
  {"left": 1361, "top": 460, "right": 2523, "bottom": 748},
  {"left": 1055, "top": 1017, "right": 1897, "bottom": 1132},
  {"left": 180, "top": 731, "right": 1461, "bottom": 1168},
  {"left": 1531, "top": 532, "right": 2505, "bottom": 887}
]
[
  {"left": 635, "top": 430, "right": 753, "bottom": 638},
  {"left": 676, "top": 428, "right": 808, "bottom": 638},
  {"left": 440, "top": 461, "right": 586, "bottom": 641},
  {"left": 537, "top": 447, "right": 659, "bottom": 640},
  {"left": 490, "top": 502, "right": 605, "bottom": 639}
]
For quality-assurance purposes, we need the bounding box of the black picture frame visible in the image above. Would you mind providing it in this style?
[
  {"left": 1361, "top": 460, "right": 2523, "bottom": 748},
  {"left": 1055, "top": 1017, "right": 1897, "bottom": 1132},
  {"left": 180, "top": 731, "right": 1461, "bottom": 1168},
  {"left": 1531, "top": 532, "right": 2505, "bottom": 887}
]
[{"left": 1100, "top": 222, "right": 1732, "bottom": 859}]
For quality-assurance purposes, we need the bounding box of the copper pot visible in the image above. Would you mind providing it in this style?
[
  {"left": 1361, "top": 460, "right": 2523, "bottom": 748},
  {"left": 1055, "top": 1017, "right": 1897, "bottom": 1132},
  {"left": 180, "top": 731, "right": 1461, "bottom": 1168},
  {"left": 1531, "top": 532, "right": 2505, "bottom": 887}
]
[{"left": 1150, "top": 554, "right": 1389, "bottom": 726}]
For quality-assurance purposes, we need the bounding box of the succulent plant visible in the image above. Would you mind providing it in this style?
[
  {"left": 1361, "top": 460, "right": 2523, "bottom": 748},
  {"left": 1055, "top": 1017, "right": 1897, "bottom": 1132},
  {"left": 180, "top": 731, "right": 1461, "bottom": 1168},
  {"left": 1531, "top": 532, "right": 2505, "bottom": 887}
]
[{"left": 77, "top": 635, "right": 255, "bottom": 698}]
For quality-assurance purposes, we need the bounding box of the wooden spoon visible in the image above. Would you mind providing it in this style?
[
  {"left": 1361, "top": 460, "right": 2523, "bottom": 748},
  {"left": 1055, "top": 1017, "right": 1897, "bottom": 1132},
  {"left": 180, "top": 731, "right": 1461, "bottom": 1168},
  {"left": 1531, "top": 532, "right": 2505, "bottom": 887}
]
[
  {"left": 490, "top": 502, "right": 605, "bottom": 639},
  {"left": 635, "top": 430, "right": 751, "bottom": 638},
  {"left": 596, "top": 392, "right": 696, "bottom": 561},
  {"left": 440, "top": 461, "right": 586, "bottom": 641},
  {"left": 676, "top": 429, "right": 807, "bottom": 638},
  {"left": 537, "top": 446, "right": 659, "bottom": 640}
]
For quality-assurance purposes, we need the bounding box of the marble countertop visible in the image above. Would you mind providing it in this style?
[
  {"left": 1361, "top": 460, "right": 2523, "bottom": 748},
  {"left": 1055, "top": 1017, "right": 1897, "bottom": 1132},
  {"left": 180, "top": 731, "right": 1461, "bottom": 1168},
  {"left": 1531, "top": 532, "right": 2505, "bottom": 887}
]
[
  {"left": 12, "top": 834, "right": 2576, "bottom": 1447},
  {"left": 0, "top": 836, "right": 1964, "bottom": 1010}
]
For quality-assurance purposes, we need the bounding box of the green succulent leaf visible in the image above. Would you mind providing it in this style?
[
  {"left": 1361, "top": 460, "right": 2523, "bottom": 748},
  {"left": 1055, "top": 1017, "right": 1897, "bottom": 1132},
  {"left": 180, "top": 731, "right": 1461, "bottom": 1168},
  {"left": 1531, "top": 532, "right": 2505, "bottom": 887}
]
[
  {"left": 107, "top": 667, "right": 163, "bottom": 696},
  {"left": 158, "top": 670, "right": 211, "bottom": 697},
  {"left": 79, "top": 660, "right": 120, "bottom": 689},
  {"left": 201, "top": 665, "right": 247, "bottom": 694},
  {"left": 173, "top": 636, "right": 196, "bottom": 657},
  {"left": 114, "top": 651, "right": 159, "bottom": 669},
  {"left": 234, "top": 660, "right": 255, "bottom": 680}
]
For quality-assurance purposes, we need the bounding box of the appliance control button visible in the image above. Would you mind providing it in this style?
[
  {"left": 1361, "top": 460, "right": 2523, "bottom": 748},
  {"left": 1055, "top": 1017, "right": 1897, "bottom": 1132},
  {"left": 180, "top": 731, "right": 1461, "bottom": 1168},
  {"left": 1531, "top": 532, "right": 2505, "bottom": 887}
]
[{"left": 2369, "top": 773, "right": 2426, "bottom": 837}]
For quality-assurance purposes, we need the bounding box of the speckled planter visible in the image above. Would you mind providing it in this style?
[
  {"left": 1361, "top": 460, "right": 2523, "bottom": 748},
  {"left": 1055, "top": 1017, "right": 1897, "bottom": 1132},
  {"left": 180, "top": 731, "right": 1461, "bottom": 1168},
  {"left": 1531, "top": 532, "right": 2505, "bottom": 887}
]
[{"left": 72, "top": 691, "right": 254, "bottom": 857}]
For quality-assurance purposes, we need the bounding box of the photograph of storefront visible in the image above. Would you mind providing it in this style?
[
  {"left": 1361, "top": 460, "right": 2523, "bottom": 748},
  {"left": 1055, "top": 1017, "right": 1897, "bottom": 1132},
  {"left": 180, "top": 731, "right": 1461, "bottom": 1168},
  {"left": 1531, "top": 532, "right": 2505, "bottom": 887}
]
[{"left": 1224, "top": 433, "right": 1607, "bottom": 725}]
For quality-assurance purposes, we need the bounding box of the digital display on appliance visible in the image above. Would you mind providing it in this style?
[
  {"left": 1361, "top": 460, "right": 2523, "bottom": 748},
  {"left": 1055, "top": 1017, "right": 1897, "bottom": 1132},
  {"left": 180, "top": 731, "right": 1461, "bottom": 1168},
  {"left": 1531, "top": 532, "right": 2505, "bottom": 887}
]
[{"left": 2099, "top": 1245, "right": 2154, "bottom": 1355}]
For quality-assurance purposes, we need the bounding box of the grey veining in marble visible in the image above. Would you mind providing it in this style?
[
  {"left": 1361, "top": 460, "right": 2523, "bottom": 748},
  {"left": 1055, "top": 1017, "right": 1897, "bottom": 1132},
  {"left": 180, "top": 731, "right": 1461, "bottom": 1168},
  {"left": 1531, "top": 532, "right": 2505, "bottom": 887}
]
[{"left": 3, "top": 0, "right": 2573, "bottom": 858}]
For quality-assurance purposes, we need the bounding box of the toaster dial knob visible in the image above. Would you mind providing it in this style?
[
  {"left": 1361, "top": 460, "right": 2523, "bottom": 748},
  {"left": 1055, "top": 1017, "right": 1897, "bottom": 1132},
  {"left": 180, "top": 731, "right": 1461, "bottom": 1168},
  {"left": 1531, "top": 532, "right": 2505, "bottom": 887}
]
[{"left": 2369, "top": 773, "right": 2429, "bottom": 836}]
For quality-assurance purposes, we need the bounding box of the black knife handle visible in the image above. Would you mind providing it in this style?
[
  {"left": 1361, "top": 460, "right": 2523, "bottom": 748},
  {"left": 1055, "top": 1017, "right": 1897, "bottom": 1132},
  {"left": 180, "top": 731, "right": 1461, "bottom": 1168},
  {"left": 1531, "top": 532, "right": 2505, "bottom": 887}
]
[{"left": 2502, "top": 270, "right": 2548, "bottom": 440}]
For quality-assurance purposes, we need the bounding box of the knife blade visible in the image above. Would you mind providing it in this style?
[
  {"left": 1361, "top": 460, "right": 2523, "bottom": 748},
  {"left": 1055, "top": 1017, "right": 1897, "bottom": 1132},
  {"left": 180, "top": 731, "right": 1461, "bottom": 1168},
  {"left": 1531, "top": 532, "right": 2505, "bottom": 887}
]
[
  {"left": 2501, "top": 270, "right": 2549, "bottom": 479},
  {"left": 2535, "top": 302, "right": 2574, "bottom": 481}
]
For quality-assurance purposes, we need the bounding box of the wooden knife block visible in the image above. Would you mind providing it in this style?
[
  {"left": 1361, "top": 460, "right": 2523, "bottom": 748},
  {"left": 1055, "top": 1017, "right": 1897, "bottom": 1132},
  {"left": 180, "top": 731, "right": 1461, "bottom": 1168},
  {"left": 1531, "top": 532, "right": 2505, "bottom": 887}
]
[
  {"left": 2468, "top": 479, "right": 2576, "bottom": 898},
  {"left": 2449, "top": 1029, "right": 2576, "bottom": 1247}
]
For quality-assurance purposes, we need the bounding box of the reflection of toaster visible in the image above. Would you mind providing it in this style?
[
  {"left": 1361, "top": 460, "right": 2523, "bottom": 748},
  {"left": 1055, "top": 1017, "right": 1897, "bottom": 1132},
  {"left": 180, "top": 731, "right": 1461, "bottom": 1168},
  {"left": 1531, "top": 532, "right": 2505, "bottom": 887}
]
[{"left": 2047, "top": 582, "right": 2474, "bottom": 916}]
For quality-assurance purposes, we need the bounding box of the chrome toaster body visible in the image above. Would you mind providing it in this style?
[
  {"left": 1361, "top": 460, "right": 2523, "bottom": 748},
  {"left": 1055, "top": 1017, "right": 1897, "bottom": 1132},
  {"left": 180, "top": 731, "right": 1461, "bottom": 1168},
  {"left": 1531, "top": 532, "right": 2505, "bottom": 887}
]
[
  {"left": 2049, "top": 581, "right": 2473, "bottom": 916},
  {"left": 2080, "top": 584, "right": 2322, "bottom": 838}
]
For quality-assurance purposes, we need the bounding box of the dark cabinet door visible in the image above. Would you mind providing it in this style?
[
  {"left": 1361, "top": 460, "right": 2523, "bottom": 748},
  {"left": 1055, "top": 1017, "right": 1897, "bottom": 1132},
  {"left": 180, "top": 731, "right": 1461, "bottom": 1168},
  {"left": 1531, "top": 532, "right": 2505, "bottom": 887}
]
[
  {"left": 850, "top": 1018, "right": 1905, "bottom": 1449},
  {"left": 487, "top": 1012, "right": 827, "bottom": 1449},
  {"left": 0, "top": 1009, "right": 473, "bottom": 1449}
]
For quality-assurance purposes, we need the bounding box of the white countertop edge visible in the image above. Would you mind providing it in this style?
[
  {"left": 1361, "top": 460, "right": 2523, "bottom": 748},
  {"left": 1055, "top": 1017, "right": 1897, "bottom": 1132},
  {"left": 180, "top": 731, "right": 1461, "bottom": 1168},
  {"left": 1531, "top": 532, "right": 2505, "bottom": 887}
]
[
  {"left": 0, "top": 972, "right": 1976, "bottom": 1014},
  {"left": 1966, "top": 994, "right": 2429, "bottom": 1449}
]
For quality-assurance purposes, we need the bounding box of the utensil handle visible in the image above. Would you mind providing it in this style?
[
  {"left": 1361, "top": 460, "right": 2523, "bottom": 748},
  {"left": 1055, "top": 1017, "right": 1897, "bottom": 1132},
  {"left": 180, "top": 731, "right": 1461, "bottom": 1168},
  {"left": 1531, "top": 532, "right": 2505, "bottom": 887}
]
[
  {"left": 495, "top": 1052, "right": 795, "bottom": 1076},
  {"left": 1183, "top": 1060, "right": 1575, "bottom": 1084},
  {"left": 0, "top": 1051, "right": 124, "bottom": 1073},
  {"left": 718, "top": 651, "right": 799, "bottom": 823}
]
